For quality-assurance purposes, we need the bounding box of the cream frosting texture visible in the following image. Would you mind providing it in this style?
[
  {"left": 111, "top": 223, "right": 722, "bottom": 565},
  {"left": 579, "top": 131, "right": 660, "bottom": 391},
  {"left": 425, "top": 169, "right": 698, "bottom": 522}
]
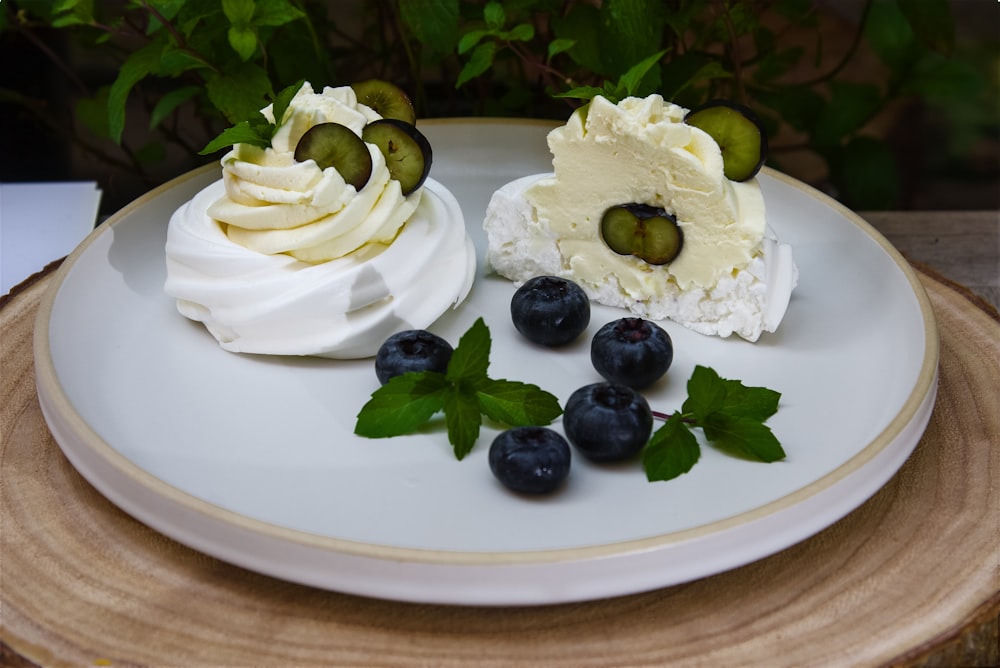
[
  {"left": 164, "top": 83, "right": 475, "bottom": 358},
  {"left": 208, "top": 83, "right": 417, "bottom": 263},
  {"left": 484, "top": 94, "right": 797, "bottom": 341}
]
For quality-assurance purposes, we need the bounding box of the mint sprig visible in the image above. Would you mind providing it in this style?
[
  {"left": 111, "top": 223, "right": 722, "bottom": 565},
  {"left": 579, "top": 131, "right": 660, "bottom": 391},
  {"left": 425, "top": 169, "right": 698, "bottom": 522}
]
[
  {"left": 354, "top": 318, "right": 563, "bottom": 460},
  {"left": 199, "top": 79, "right": 304, "bottom": 155},
  {"left": 556, "top": 49, "right": 666, "bottom": 104},
  {"left": 642, "top": 365, "right": 785, "bottom": 482}
]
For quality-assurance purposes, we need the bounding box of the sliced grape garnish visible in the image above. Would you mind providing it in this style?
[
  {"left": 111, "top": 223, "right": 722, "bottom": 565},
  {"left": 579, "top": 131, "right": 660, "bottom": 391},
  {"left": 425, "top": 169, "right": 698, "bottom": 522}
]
[
  {"left": 351, "top": 79, "right": 416, "bottom": 125},
  {"left": 600, "top": 204, "right": 683, "bottom": 265},
  {"left": 684, "top": 100, "right": 768, "bottom": 181},
  {"left": 362, "top": 119, "right": 432, "bottom": 195},
  {"left": 293, "top": 122, "right": 373, "bottom": 190}
]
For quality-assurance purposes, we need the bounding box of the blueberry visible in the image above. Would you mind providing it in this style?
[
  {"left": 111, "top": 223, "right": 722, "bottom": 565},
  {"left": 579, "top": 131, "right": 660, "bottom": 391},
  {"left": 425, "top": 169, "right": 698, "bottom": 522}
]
[
  {"left": 374, "top": 329, "right": 453, "bottom": 384},
  {"left": 510, "top": 276, "right": 590, "bottom": 347},
  {"left": 591, "top": 318, "right": 673, "bottom": 389},
  {"left": 563, "top": 382, "right": 653, "bottom": 462},
  {"left": 489, "top": 426, "right": 571, "bottom": 494}
]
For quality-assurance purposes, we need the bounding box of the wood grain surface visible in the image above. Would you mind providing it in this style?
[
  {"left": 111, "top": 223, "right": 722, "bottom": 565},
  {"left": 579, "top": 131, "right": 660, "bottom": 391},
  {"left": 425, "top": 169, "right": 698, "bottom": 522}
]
[{"left": 2, "top": 265, "right": 998, "bottom": 668}]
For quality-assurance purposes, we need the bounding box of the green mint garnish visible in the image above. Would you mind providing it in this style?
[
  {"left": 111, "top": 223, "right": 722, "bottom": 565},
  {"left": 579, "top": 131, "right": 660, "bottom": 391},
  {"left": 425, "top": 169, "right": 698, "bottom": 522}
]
[
  {"left": 643, "top": 365, "right": 785, "bottom": 482},
  {"left": 555, "top": 49, "right": 666, "bottom": 104},
  {"left": 354, "top": 318, "right": 563, "bottom": 460},
  {"left": 199, "top": 79, "right": 304, "bottom": 154}
]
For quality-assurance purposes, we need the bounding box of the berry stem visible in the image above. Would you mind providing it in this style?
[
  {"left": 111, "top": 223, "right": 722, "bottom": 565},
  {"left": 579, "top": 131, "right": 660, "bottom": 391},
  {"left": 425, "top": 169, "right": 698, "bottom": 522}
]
[{"left": 651, "top": 409, "right": 697, "bottom": 425}]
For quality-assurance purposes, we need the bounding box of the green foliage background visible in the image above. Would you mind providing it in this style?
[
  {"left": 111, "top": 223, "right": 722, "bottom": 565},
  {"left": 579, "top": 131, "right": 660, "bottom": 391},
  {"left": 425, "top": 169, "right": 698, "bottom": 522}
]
[{"left": 2, "top": 0, "right": 996, "bottom": 213}]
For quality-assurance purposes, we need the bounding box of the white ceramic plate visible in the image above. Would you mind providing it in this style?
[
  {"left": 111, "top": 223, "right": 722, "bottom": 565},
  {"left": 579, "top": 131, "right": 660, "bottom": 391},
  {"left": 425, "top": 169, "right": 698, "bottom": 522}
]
[{"left": 35, "top": 119, "right": 938, "bottom": 606}]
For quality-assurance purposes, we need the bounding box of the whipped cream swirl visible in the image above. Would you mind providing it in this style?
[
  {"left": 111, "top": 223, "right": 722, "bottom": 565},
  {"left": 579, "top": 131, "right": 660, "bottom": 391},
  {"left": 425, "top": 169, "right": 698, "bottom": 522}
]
[{"left": 165, "top": 83, "right": 475, "bottom": 358}]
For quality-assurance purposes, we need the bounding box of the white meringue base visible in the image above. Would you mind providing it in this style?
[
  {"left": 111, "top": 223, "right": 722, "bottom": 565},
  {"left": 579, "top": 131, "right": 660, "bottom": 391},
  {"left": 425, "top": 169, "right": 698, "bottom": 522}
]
[
  {"left": 165, "top": 178, "right": 475, "bottom": 358},
  {"left": 484, "top": 174, "right": 798, "bottom": 342}
]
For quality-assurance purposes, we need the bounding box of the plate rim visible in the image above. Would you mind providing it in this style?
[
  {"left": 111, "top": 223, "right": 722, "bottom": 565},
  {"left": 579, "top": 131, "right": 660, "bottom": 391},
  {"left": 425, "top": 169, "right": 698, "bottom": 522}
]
[{"left": 33, "top": 119, "right": 939, "bottom": 571}]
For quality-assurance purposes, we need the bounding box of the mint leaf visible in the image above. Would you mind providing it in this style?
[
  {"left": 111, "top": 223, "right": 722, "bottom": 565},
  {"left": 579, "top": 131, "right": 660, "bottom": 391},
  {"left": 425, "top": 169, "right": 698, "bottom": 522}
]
[
  {"left": 476, "top": 378, "right": 562, "bottom": 426},
  {"left": 456, "top": 41, "right": 497, "bottom": 89},
  {"left": 108, "top": 39, "right": 164, "bottom": 143},
  {"left": 554, "top": 85, "right": 606, "bottom": 101},
  {"left": 719, "top": 378, "right": 780, "bottom": 421},
  {"left": 445, "top": 388, "right": 482, "bottom": 460},
  {"left": 354, "top": 319, "right": 561, "bottom": 459},
  {"left": 199, "top": 79, "right": 302, "bottom": 154},
  {"left": 200, "top": 121, "right": 271, "bottom": 154},
  {"left": 681, "top": 364, "right": 727, "bottom": 421},
  {"left": 616, "top": 49, "right": 666, "bottom": 98},
  {"left": 354, "top": 372, "right": 448, "bottom": 438},
  {"left": 446, "top": 317, "right": 491, "bottom": 383},
  {"left": 643, "top": 413, "right": 701, "bottom": 482},
  {"left": 269, "top": 79, "right": 304, "bottom": 127},
  {"left": 640, "top": 365, "right": 785, "bottom": 481},
  {"left": 701, "top": 412, "right": 786, "bottom": 463}
]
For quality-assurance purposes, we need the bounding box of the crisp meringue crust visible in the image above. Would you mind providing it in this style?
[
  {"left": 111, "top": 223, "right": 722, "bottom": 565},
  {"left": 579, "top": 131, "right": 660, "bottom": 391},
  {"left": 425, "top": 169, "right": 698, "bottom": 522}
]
[{"left": 165, "top": 178, "right": 474, "bottom": 359}]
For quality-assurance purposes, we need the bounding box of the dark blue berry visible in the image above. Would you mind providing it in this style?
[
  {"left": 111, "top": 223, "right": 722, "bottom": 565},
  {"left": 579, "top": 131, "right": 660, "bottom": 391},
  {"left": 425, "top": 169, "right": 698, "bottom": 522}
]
[
  {"left": 489, "top": 426, "right": 571, "bottom": 494},
  {"left": 591, "top": 318, "right": 673, "bottom": 389},
  {"left": 563, "top": 382, "right": 653, "bottom": 462},
  {"left": 510, "top": 276, "right": 590, "bottom": 346},
  {"left": 374, "top": 329, "right": 453, "bottom": 384}
]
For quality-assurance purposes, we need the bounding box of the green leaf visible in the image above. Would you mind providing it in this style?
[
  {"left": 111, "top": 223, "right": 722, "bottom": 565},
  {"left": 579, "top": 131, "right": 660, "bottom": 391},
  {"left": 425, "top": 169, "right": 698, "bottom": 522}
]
[
  {"left": 484, "top": 1, "right": 505, "bottom": 30},
  {"left": 228, "top": 25, "right": 258, "bottom": 61},
  {"left": 222, "top": 0, "right": 254, "bottom": 23},
  {"left": 458, "top": 29, "right": 488, "bottom": 55},
  {"left": 506, "top": 23, "right": 534, "bottom": 42},
  {"left": 51, "top": 0, "right": 93, "bottom": 27},
  {"left": 270, "top": 79, "right": 304, "bottom": 126},
  {"left": 719, "top": 378, "right": 780, "bottom": 421},
  {"left": 107, "top": 39, "right": 165, "bottom": 143},
  {"left": 643, "top": 413, "right": 701, "bottom": 482},
  {"left": 354, "top": 372, "right": 449, "bottom": 438},
  {"left": 199, "top": 79, "right": 302, "bottom": 154},
  {"left": 547, "top": 38, "right": 575, "bottom": 61},
  {"left": 199, "top": 121, "right": 270, "bottom": 154},
  {"left": 149, "top": 85, "right": 200, "bottom": 130},
  {"left": 476, "top": 379, "right": 562, "bottom": 427},
  {"left": 205, "top": 63, "right": 273, "bottom": 124},
  {"left": 399, "top": 0, "right": 460, "bottom": 52},
  {"left": 456, "top": 41, "right": 496, "bottom": 88},
  {"left": 553, "top": 85, "right": 606, "bottom": 101},
  {"left": 702, "top": 413, "right": 786, "bottom": 463},
  {"left": 551, "top": 4, "right": 605, "bottom": 75},
  {"left": 252, "top": 0, "right": 306, "bottom": 27},
  {"left": 681, "top": 365, "right": 727, "bottom": 421},
  {"left": 864, "top": 0, "right": 920, "bottom": 69},
  {"left": 599, "top": 0, "right": 667, "bottom": 77},
  {"left": 897, "top": 0, "right": 954, "bottom": 57},
  {"left": 617, "top": 49, "right": 666, "bottom": 98},
  {"left": 665, "top": 59, "right": 731, "bottom": 100},
  {"left": 444, "top": 388, "right": 482, "bottom": 460},
  {"left": 76, "top": 87, "right": 111, "bottom": 139},
  {"left": 446, "top": 317, "right": 491, "bottom": 383}
]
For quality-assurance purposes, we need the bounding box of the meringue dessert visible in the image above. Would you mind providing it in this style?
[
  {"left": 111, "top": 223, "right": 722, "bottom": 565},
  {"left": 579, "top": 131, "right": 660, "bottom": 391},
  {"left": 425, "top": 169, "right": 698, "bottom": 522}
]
[
  {"left": 484, "top": 94, "right": 797, "bottom": 342},
  {"left": 165, "top": 82, "right": 475, "bottom": 358}
]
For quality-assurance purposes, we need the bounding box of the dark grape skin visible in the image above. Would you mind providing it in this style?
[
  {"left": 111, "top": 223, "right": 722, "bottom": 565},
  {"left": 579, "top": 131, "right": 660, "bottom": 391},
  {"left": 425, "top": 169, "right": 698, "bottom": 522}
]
[
  {"left": 562, "top": 382, "right": 653, "bottom": 462},
  {"left": 590, "top": 318, "right": 673, "bottom": 390},
  {"left": 374, "top": 330, "right": 453, "bottom": 385},
  {"left": 510, "top": 276, "right": 591, "bottom": 347},
  {"left": 489, "top": 426, "right": 572, "bottom": 495}
]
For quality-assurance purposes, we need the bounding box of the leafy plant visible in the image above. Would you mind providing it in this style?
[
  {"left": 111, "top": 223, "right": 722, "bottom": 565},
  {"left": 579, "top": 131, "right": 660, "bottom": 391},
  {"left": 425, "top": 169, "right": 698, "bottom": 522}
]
[{"left": 3, "top": 0, "right": 992, "bottom": 212}]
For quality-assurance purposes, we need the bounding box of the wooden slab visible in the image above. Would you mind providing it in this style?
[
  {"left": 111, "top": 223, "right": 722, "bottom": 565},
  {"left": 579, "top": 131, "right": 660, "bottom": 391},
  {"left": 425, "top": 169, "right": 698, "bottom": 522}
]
[{"left": 2, "top": 265, "right": 998, "bottom": 667}]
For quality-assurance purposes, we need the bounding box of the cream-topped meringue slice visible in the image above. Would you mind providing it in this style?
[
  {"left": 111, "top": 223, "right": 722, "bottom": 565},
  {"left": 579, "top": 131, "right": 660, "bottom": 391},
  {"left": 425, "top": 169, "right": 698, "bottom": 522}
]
[
  {"left": 165, "top": 83, "right": 475, "bottom": 358},
  {"left": 484, "top": 94, "right": 797, "bottom": 342}
]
